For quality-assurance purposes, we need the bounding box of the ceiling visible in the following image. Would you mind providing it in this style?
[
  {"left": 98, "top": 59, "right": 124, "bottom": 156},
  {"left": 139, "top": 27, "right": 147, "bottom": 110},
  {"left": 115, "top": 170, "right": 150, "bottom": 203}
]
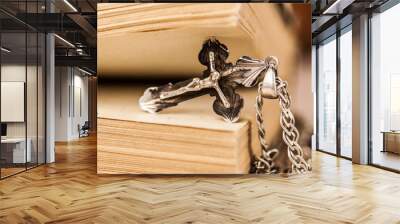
[
  {"left": 1, "top": 0, "right": 395, "bottom": 73},
  {"left": 311, "top": 0, "right": 391, "bottom": 43},
  {"left": 0, "top": 0, "right": 97, "bottom": 73}
]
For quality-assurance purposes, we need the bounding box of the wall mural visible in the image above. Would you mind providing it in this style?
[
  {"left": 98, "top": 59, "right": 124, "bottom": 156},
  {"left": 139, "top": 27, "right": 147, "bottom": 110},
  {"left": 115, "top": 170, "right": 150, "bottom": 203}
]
[{"left": 97, "top": 3, "right": 313, "bottom": 175}]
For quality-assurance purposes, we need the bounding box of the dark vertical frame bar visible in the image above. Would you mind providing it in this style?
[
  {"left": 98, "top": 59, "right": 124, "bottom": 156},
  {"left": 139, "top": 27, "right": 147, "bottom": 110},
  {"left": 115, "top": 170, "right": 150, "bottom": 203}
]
[
  {"left": 367, "top": 10, "right": 373, "bottom": 165},
  {"left": 315, "top": 44, "right": 320, "bottom": 151},
  {"left": 36, "top": 0, "right": 39, "bottom": 168},
  {"left": 43, "top": 0, "right": 47, "bottom": 165},
  {"left": 336, "top": 29, "right": 341, "bottom": 157},
  {"left": 44, "top": 0, "right": 47, "bottom": 164},
  {"left": 25, "top": 0, "right": 28, "bottom": 171}
]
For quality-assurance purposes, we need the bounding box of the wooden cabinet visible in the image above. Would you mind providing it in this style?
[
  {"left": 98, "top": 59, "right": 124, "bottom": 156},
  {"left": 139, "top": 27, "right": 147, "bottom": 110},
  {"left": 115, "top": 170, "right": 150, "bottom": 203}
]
[{"left": 382, "top": 132, "right": 400, "bottom": 154}]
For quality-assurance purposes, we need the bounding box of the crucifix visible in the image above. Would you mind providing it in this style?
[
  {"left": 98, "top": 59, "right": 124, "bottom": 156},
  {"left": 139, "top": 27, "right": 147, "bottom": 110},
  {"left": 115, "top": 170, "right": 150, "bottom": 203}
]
[{"left": 139, "top": 38, "right": 311, "bottom": 174}]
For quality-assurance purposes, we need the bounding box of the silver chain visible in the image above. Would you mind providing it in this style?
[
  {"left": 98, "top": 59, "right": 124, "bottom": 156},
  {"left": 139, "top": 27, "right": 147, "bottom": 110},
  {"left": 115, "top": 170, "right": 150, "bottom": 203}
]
[
  {"left": 253, "top": 82, "right": 279, "bottom": 174},
  {"left": 253, "top": 77, "right": 311, "bottom": 174}
]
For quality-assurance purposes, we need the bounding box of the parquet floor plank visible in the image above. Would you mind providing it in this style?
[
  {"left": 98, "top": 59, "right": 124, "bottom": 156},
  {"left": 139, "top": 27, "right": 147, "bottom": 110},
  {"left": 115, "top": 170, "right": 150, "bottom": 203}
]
[{"left": 1, "top": 135, "right": 400, "bottom": 223}]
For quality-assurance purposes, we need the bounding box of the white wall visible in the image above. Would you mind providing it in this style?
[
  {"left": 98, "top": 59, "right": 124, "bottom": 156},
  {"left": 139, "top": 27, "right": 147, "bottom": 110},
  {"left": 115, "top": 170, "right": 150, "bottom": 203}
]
[
  {"left": 55, "top": 66, "right": 70, "bottom": 141},
  {"left": 54, "top": 67, "right": 89, "bottom": 141},
  {"left": 1, "top": 63, "right": 46, "bottom": 164},
  {"left": 71, "top": 73, "right": 88, "bottom": 138},
  {"left": 1, "top": 82, "right": 25, "bottom": 122},
  {"left": 1, "top": 65, "right": 39, "bottom": 139},
  {"left": 46, "top": 32, "right": 56, "bottom": 163}
]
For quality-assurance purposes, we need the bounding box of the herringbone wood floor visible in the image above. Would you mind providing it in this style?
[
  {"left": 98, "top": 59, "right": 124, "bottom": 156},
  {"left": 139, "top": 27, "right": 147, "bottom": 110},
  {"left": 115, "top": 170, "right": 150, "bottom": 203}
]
[{"left": 1, "top": 136, "right": 400, "bottom": 224}]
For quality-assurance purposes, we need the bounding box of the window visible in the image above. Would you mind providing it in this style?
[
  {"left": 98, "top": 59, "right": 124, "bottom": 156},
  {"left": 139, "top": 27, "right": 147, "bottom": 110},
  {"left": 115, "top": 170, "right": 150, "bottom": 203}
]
[
  {"left": 339, "top": 27, "right": 352, "bottom": 158},
  {"left": 0, "top": 1, "right": 46, "bottom": 179},
  {"left": 317, "top": 35, "right": 337, "bottom": 154},
  {"left": 370, "top": 2, "right": 400, "bottom": 171},
  {"left": 316, "top": 25, "right": 353, "bottom": 159}
]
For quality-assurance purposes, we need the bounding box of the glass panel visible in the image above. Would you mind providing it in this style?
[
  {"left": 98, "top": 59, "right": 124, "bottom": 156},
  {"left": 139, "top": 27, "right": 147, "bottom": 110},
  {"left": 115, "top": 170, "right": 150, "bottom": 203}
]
[
  {"left": 317, "top": 36, "right": 337, "bottom": 154},
  {"left": 312, "top": 45, "right": 317, "bottom": 151},
  {"left": 339, "top": 28, "right": 352, "bottom": 158},
  {"left": 1, "top": 28, "right": 27, "bottom": 177},
  {"left": 371, "top": 4, "right": 400, "bottom": 171},
  {"left": 0, "top": 1, "right": 46, "bottom": 179},
  {"left": 38, "top": 32, "right": 45, "bottom": 165},
  {"left": 26, "top": 0, "right": 38, "bottom": 169},
  {"left": 27, "top": 30, "right": 38, "bottom": 169}
]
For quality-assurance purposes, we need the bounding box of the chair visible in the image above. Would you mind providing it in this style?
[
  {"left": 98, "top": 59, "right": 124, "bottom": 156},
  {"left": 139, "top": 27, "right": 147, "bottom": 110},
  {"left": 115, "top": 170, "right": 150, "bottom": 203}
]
[{"left": 79, "top": 121, "right": 90, "bottom": 138}]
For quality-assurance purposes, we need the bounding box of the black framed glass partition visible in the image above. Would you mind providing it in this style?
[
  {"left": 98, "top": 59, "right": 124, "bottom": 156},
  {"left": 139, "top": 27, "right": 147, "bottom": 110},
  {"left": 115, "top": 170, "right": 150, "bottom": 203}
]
[
  {"left": 316, "top": 25, "right": 353, "bottom": 159},
  {"left": 0, "top": 25, "right": 28, "bottom": 178},
  {"left": 370, "top": 2, "right": 400, "bottom": 172},
  {"left": 0, "top": 0, "right": 46, "bottom": 179}
]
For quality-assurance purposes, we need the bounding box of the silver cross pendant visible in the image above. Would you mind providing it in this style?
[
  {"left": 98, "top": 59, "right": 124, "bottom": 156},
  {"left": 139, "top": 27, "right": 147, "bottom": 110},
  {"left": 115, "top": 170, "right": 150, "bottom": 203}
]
[{"left": 139, "top": 38, "right": 279, "bottom": 122}]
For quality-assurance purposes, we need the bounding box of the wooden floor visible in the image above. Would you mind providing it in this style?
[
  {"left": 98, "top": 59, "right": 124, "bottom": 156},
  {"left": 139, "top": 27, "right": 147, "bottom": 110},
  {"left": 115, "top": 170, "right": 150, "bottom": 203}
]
[
  {"left": 372, "top": 150, "right": 400, "bottom": 171},
  {"left": 1, "top": 167, "right": 26, "bottom": 178},
  {"left": 1, "top": 136, "right": 400, "bottom": 223}
]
